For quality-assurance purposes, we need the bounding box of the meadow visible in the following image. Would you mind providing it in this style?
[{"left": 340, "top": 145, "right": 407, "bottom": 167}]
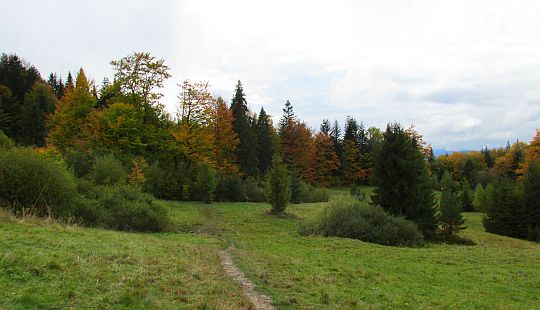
[{"left": 1, "top": 189, "right": 539, "bottom": 309}]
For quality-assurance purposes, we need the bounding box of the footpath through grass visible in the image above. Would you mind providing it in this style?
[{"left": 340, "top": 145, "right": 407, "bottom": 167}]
[{"left": 1, "top": 190, "right": 539, "bottom": 309}]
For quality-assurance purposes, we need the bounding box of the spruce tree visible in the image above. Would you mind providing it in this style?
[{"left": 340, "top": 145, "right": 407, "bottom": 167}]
[
  {"left": 483, "top": 178, "right": 526, "bottom": 238},
  {"left": 482, "top": 147, "right": 495, "bottom": 168},
  {"left": 20, "top": 82, "right": 57, "bottom": 146},
  {"left": 460, "top": 180, "right": 474, "bottom": 212},
  {"left": 255, "top": 107, "right": 274, "bottom": 175},
  {"left": 320, "top": 119, "right": 331, "bottom": 135},
  {"left": 439, "top": 178, "right": 465, "bottom": 238},
  {"left": 267, "top": 154, "right": 290, "bottom": 214},
  {"left": 230, "top": 80, "right": 258, "bottom": 176},
  {"left": 371, "top": 122, "right": 437, "bottom": 237},
  {"left": 523, "top": 163, "right": 540, "bottom": 240},
  {"left": 330, "top": 120, "right": 344, "bottom": 180},
  {"left": 461, "top": 158, "right": 477, "bottom": 187},
  {"left": 65, "top": 71, "right": 74, "bottom": 91}
]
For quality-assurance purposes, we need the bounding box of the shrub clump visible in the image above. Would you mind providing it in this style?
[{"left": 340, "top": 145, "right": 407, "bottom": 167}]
[
  {"left": 0, "top": 147, "right": 77, "bottom": 217},
  {"left": 300, "top": 198, "right": 424, "bottom": 247},
  {"left": 86, "top": 154, "right": 127, "bottom": 185},
  {"left": 75, "top": 180, "right": 169, "bottom": 232}
]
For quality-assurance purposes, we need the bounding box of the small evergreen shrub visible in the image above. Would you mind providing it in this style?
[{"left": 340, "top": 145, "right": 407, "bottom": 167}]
[
  {"left": 267, "top": 154, "right": 290, "bottom": 214},
  {"left": 86, "top": 154, "right": 127, "bottom": 185},
  {"left": 300, "top": 198, "right": 424, "bottom": 247},
  {"left": 0, "top": 147, "right": 77, "bottom": 217}
]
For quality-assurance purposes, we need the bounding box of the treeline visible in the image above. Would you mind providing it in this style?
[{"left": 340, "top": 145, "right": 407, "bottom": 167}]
[
  {"left": 430, "top": 134, "right": 540, "bottom": 241},
  {"left": 0, "top": 51, "right": 392, "bottom": 201},
  {"left": 1, "top": 51, "right": 538, "bottom": 241}
]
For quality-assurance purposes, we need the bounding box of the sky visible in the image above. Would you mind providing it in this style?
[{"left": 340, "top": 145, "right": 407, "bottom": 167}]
[{"left": 1, "top": 0, "right": 539, "bottom": 150}]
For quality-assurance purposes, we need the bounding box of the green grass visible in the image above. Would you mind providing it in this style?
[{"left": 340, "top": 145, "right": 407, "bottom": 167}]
[
  {"left": 224, "top": 204, "right": 540, "bottom": 309},
  {"left": 1, "top": 190, "right": 539, "bottom": 309},
  {"left": 0, "top": 207, "right": 250, "bottom": 309}
]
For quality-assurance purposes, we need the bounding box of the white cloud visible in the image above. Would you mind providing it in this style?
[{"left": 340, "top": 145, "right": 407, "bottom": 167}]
[{"left": 1, "top": 0, "right": 539, "bottom": 149}]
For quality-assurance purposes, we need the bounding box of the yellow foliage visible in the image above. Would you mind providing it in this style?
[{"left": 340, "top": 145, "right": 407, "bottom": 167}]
[{"left": 128, "top": 157, "right": 147, "bottom": 188}]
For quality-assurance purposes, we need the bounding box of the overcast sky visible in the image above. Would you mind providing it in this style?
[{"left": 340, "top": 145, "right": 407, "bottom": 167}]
[{"left": 2, "top": 0, "right": 539, "bottom": 150}]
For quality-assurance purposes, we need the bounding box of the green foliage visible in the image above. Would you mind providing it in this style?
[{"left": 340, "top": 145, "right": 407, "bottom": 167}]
[
  {"left": 244, "top": 178, "right": 266, "bottom": 202},
  {"left": 110, "top": 52, "right": 171, "bottom": 124},
  {"left": 19, "top": 82, "right": 57, "bottom": 146},
  {"left": 255, "top": 107, "right": 274, "bottom": 175},
  {"left": 75, "top": 180, "right": 169, "bottom": 232},
  {"left": 86, "top": 154, "right": 127, "bottom": 186},
  {"left": 460, "top": 158, "right": 477, "bottom": 187},
  {"left": 460, "top": 180, "right": 474, "bottom": 212},
  {"left": 523, "top": 163, "right": 540, "bottom": 241},
  {"left": 300, "top": 198, "right": 424, "bottom": 247},
  {"left": 371, "top": 122, "right": 437, "bottom": 237},
  {"left": 193, "top": 161, "right": 217, "bottom": 203},
  {"left": 230, "top": 80, "right": 258, "bottom": 176},
  {"left": 143, "top": 161, "right": 189, "bottom": 201},
  {"left": 0, "top": 54, "right": 41, "bottom": 141},
  {"left": 267, "top": 154, "right": 290, "bottom": 214},
  {"left": 89, "top": 102, "right": 146, "bottom": 156},
  {"left": 289, "top": 170, "right": 303, "bottom": 203},
  {"left": 483, "top": 178, "right": 526, "bottom": 238},
  {"left": 0, "top": 130, "right": 15, "bottom": 149},
  {"left": 296, "top": 182, "right": 329, "bottom": 203},
  {"left": 472, "top": 183, "right": 487, "bottom": 212},
  {"left": 439, "top": 184, "right": 465, "bottom": 237},
  {"left": 64, "top": 149, "right": 94, "bottom": 177},
  {"left": 0, "top": 147, "right": 77, "bottom": 217},
  {"left": 440, "top": 170, "right": 457, "bottom": 192},
  {"left": 215, "top": 174, "right": 246, "bottom": 202}
]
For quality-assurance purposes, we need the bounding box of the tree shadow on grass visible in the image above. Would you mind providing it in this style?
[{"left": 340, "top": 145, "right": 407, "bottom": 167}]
[{"left": 433, "top": 234, "right": 476, "bottom": 246}]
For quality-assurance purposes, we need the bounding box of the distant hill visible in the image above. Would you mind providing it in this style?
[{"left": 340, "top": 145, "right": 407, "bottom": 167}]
[{"left": 433, "top": 149, "right": 477, "bottom": 157}]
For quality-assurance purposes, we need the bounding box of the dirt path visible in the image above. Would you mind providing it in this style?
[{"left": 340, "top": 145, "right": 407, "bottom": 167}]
[
  {"left": 219, "top": 246, "right": 276, "bottom": 310},
  {"left": 195, "top": 206, "right": 275, "bottom": 309}
]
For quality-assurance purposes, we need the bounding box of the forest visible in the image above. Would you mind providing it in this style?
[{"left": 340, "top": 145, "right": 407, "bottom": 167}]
[{"left": 1, "top": 51, "right": 539, "bottom": 308}]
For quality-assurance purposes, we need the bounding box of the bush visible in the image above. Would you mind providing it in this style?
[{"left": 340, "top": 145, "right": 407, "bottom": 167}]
[
  {"left": 0, "top": 130, "right": 15, "bottom": 149},
  {"left": 64, "top": 149, "right": 94, "bottom": 177},
  {"left": 293, "top": 181, "right": 330, "bottom": 203},
  {"left": 245, "top": 178, "right": 266, "bottom": 202},
  {"left": 300, "top": 198, "right": 424, "bottom": 247},
  {"left": 75, "top": 181, "right": 169, "bottom": 232},
  {"left": 193, "top": 162, "right": 217, "bottom": 203},
  {"left": 267, "top": 154, "right": 290, "bottom": 214},
  {"left": 144, "top": 161, "right": 188, "bottom": 201},
  {"left": 86, "top": 154, "right": 127, "bottom": 185},
  {"left": 0, "top": 147, "right": 77, "bottom": 217},
  {"left": 215, "top": 174, "right": 246, "bottom": 202}
]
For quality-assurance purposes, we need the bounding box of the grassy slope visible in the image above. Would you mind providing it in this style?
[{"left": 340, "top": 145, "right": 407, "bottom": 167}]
[
  {"left": 1, "top": 190, "right": 539, "bottom": 309},
  {"left": 225, "top": 204, "right": 539, "bottom": 309},
  {"left": 0, "top": 208, "right": 250, "bottom": 310}
]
